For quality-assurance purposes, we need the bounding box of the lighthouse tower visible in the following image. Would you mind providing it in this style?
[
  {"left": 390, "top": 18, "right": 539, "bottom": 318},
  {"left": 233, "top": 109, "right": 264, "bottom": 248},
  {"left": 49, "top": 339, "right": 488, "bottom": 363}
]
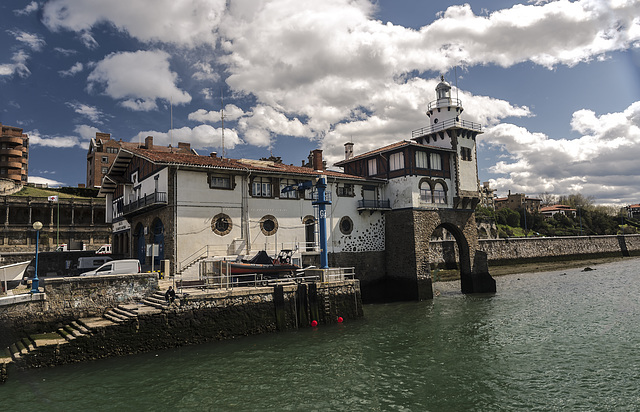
[{"left": 411, "top": 76, "right": 483, "bottom": 209}]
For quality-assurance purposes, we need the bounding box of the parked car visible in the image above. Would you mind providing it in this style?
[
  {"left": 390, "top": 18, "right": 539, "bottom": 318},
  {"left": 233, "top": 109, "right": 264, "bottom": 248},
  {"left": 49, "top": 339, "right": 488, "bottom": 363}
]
[{"left": 80, "top": 259, "right": 141, "bottom": 277}]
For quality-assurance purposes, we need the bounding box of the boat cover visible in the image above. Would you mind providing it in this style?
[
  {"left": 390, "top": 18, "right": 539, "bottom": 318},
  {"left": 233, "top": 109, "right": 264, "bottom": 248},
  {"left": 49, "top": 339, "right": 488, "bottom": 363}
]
[{"left": 247, "top": 250, "right": 273, "bottom": 264}]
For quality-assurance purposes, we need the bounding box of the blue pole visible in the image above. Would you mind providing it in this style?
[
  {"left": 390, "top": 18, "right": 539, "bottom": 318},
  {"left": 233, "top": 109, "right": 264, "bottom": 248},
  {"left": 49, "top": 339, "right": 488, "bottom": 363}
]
[
  {"left": 314, "top": 177, "right": 331, "bottom": 269},
  {"left": 31, "top": 228, "right": 40, "bottom": 293}
]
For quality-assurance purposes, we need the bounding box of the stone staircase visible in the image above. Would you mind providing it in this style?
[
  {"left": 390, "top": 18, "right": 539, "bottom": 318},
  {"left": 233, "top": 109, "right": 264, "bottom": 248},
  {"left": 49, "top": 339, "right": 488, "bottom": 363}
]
[{"left": 1, "top": 290, "right": 172, "bottom": 382}]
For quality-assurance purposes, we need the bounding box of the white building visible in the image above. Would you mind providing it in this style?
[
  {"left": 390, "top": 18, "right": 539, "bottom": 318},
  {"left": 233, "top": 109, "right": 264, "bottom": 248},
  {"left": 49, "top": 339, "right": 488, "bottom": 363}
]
[{"left": 99, "top": 77, "right": 493, "bottom": 300}]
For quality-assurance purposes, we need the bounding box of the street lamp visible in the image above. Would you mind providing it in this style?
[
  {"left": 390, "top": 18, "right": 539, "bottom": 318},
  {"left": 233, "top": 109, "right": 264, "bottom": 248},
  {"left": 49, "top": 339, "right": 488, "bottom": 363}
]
[{"left": 31, "top": 221, "right": 43, "bottom": 293}]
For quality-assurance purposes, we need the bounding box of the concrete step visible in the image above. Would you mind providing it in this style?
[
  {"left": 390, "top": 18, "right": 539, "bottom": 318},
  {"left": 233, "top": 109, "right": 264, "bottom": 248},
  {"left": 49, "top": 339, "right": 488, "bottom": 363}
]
[
  {"left": 71, "top": 321, "right": 91, "bottom": 335},
  {"left": 113, "top": 306, "right": 137, "bottom": 319},
  {"left": 63, "top": 323, "right": 86, "bottom": 338},
  {"left": 57, "top": 327, "right": 76, "bottom": 342},
  {"left": 21, "top": 337, "right": 35, "bottom": 352},
  {"left": 141, "top": 298, "right": 167, "bottom": 310},
  {"left": 103, "top": 312, "right": 126, "bottom": 323},
  {"left": 79, "top": 317, "right": 117, "bottom": 330},
  {"left": 8, "top": 343, "right": 21, "bottom": 361}
]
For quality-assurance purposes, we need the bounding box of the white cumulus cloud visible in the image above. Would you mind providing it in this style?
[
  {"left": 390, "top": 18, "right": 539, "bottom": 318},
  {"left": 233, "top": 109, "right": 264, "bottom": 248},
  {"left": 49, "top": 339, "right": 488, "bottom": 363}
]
[
  {"left": 483, "top": 101, "right": 640, "bottom": 204},
  {"left": 87, "top": 50, "right": 191, "bottom": 111}
]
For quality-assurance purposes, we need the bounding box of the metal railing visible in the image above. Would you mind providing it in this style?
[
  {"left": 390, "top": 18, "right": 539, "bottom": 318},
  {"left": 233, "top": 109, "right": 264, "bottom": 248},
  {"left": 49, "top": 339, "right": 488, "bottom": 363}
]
[
  {"left": 357, "top": 199, "right": 391, "bottom": 209},
  {"left": 427, "top": 98, "right": 462, "bottom": 111},
  {"left": 123, "top": 191, "right": 167, "bottom": 215},
  {"left": 411, "top": 117, "right": 482, "bottom": 139},
  {"left": 189, "top": 261, "right": 356, "bottom": 290}
]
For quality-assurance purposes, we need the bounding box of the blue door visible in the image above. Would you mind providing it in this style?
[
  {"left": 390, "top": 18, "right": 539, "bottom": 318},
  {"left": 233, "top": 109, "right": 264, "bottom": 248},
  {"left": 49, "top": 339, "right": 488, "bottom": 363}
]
[{"left": 153, "top": 219, "right": 164, "bottom": 266}]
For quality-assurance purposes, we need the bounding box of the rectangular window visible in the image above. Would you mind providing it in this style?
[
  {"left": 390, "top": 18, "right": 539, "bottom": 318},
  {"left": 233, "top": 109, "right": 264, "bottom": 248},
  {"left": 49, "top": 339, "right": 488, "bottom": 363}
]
[
  {"left": 367, "top": 158, "right": 377, "bottom": 176},
  {"left": 106, "top": 147, "right": 119, "bottom": 154},
  {"left": 102, "top": 156, "right": 109, "bottom": 163},
  {"left": 430, "top": 153, "right": 442, "bottom": 170},
  {"left": 337, "top": 184, "right": 354, "bottom": 197},
  {"left": 209, "top": 174, "right": 232, "bottom": 189},
  {"left": 101, "top": 167, "right": 108, "bottom": 174},
  {"left": 460, "top": 147, "right": 472, "bottom": 161},
  {"left": 279, "top": 179, "right": 298, "bottom": 199},
  {"left": 415, "top": 151, "right": 428, "bottom": 168},
  {"left": 252, "top": 177, "right": 272, "bottom": 197},
  {"left": 389, "top": 152, "right": 404, "bottom": 171}
]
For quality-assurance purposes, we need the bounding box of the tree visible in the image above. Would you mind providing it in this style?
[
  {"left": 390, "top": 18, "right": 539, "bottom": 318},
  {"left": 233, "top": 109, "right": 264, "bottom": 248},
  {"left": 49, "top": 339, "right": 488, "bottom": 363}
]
[
  {"left": 558, "top": 193, "right": 595, "bottom": 211},
  {"left": 497, "top": 208, "right": 520, "bottom": 227},
  {"left": 538, "top": 192, "right": 558, "bottom": 207}
]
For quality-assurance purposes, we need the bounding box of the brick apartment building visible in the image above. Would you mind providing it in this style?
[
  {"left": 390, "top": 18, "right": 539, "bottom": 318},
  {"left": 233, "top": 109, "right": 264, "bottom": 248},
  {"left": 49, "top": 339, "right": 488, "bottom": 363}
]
[
  {"left": 87, "top": 133, "right": 195, "bottom": 188},
  {"left": 0, "top": 123, "right": 29, "bottom": 184}
]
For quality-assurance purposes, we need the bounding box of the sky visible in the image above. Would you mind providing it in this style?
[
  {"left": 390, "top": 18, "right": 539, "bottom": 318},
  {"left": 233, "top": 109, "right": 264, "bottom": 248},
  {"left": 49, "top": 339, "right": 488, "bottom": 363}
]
[{"left": 1, "top": 0, "right": 639, "bottom": 206}]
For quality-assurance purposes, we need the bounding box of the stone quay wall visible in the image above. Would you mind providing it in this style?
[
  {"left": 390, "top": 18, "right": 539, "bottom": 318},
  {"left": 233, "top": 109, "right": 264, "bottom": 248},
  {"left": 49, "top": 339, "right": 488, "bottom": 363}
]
[
  {"left": 1, "top": 275, "right": 362, "bottom": 366},
  {"left": 429, "top": 234, "right": 640, "bottom": 268},
  {"left": 0, "top": 273, "right": 158, "bottom": 347}
]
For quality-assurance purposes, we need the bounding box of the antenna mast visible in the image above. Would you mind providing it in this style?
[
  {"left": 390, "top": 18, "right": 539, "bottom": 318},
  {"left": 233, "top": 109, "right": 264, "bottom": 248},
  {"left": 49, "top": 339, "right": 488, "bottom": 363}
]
[
  {"left": 221, "top": 89, "right": 225, "bottom": 159},
  {"left": 454, "top": 66, "right": 459, "bottom": 101},
  {"left": 170, "top": 96, "right": 174, "bottom": 152}
]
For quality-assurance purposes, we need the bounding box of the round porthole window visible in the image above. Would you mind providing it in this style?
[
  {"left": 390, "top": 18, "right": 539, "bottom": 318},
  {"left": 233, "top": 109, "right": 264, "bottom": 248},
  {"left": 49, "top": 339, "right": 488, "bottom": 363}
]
[
  {"left": 212, "top": 213, "right": 232, "bottom": 236},
  {"left": 339, "top": 216, "right": 353, "bottom": 235},
  {"left": 260, "top": 215, "right": 278, "bottom": 236}
]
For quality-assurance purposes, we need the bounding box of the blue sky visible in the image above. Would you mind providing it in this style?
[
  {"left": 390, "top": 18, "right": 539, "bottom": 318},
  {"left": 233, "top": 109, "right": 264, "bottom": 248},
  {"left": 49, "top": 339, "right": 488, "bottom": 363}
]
[{"left": 1, "top": 0, "right": 639, "bottom": 205}]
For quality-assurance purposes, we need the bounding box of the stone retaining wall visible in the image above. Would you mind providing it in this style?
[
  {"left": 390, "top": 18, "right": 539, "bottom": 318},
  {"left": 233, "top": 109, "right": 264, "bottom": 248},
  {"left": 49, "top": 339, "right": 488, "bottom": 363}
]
[
  {"left": 8, "top": 281, "right": 362, "bottom": 370},
  {"left": 0, "top": 273, "right": 158, "bottom": 348},
  {"left": 429, "top": 234, "right": 640, "bottom": 268}
]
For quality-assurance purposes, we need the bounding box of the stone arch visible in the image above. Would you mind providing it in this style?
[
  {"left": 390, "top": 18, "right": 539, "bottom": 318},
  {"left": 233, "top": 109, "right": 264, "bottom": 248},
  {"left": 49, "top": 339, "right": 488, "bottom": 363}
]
[{"left": 384, "top": 208, "right": 494, "bottom": 300}]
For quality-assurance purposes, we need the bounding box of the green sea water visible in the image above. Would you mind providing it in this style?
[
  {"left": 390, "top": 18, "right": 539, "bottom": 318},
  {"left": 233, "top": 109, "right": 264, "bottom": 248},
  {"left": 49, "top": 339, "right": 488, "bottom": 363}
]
[{"left": 2, "top": 258, "right": 640, "bottom": 411}]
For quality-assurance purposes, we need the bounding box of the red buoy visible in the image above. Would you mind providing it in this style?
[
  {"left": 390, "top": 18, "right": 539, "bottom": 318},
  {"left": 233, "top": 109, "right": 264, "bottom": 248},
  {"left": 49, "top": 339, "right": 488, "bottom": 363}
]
[
  {"left": 311, "top": 320, "right": 318, "bottom": 327},
  {"left": 337, "top": 316, "right": 343, "bottom": 323}
]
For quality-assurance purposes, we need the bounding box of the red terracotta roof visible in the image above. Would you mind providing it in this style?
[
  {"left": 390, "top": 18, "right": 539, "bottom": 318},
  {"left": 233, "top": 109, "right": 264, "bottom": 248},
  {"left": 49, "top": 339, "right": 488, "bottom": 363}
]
[
  {"left": 334, "top": 140, "right": 454, "bottom": 166},
  {"left": 125, "top": 147, "right": 370, "bottom": 181},
  {"left": 541, "top": 205, "right": 576, "bottom": 212}
]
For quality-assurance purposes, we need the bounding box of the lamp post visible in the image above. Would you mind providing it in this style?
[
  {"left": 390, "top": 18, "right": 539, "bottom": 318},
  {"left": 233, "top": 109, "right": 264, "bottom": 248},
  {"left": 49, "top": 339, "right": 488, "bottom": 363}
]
[{"left": 31, "top": 221, "right": 43, "bottom": 293}]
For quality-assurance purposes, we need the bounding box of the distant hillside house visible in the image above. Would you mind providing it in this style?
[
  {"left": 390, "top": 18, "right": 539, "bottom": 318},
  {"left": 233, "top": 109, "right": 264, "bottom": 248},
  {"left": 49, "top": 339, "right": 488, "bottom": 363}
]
[
  {"left": 627, "top": 204, "right": 640, "bottom": 219},
  {"left": 87, "top": 133, "right": 195, "bottom": 188},
  {"left": 0, "top": 123, "right": 29, "bottom": 184},
  {"left": 495, "top": 192, "right": 541, "bottom": 214},
  {"left": 541, "top": 204, "right": 577, "bottom": 218}
]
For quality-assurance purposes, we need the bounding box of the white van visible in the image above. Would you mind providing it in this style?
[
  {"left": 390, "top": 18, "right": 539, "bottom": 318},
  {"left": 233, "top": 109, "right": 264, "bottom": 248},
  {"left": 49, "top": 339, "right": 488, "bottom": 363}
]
[
  {"left": 95, "top": 244, "right": 112, "bottom": 255},
  {"left": 77, "top": 256, "right": 113, "bottom": 272},
  {"left": 80, "top": 259, "right": 141, "bottom": 276}
]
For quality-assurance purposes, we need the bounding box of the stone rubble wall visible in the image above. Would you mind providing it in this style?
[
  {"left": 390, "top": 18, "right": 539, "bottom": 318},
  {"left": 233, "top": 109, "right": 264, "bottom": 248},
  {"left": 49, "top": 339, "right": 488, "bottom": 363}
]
[
  {"left": 10, "top": 281, "right": 362, "bottom": 370},
  {"left": 0, "top": 273, "right": 158, "bottom": 348},
  {"left": 429, "top": 234, "right": 640, "bottom": 267}
]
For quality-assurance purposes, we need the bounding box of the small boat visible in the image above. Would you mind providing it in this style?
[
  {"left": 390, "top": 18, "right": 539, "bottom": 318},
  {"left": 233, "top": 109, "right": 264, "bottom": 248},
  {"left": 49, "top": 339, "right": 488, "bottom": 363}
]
[{"left": 218, "top": 250, "right": 300, "bottom": 277}]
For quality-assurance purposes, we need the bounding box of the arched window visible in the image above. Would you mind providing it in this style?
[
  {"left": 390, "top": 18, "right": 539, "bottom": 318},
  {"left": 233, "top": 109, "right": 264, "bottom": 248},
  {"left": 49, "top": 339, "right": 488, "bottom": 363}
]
[
  {"left": 419, "top": 181, "right": 431, "bottom": 203},
  {"left": 433, "top": 183, "right": 447, "bottom": 204}
]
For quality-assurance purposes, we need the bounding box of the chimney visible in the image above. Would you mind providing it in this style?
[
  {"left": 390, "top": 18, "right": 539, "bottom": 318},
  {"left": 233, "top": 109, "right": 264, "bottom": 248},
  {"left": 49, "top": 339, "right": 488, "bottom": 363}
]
[
  {"left": 312, "top": 149, "right": 324, "bottom": 171},
  {"left": 96, "top": 132, "right": 111, "bottom": 141},
  {"left": 178, "top": 142, "right": 191, "bottom": 151},
  {"left": 344, "top": 142, "right": 354, "bottom": 160},
  {"left": 210, "top": 152, "right": 217, "bottom": 158},
  {"left": 145, "top": 135, "right": 153, "bottom": 149}
]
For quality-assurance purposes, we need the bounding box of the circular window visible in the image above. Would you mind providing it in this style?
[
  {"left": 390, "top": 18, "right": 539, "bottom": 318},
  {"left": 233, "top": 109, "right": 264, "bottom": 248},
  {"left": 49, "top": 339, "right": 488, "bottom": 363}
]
[
  {"left": 433, "top": 118, "right": 438, "bottom": 124},
  {"left": 339, "top": 216, "right": 353, "bottom": 235},
  {"left": 260, "top": 215, "right": 278, "bottom": 236},
  {"left": 211, "top": 213, "right": 232, "bottom": 236}
]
